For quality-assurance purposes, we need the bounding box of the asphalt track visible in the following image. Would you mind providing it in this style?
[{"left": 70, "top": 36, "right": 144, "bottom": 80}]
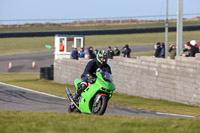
[
  {"left": 0, "top": 82, "right": 198, "bottom": 119},
  {"left": 0, "top": 51, "right": 54, "bottom": 72}
]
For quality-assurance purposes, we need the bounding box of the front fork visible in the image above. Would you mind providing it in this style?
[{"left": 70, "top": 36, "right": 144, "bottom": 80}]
[{"left": 94, "top": 93, "right": 107, "bottom": 106}]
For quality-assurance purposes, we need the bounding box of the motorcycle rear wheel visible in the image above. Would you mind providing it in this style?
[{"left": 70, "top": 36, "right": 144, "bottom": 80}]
[{"left": 92, "top": 95, "right": 108, "bottom": 115}]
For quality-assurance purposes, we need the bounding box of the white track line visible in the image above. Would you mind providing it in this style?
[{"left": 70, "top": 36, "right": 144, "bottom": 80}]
[
  {"left": 156, "top": 112, "right": 195, "bottom": 118},
  {"left": 0, "top": 82, "right": 67, "bottom": 100}
]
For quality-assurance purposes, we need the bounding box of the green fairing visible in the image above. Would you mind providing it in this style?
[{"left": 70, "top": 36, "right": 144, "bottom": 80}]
[
  {"left": 74, "top": 78, "right": 81, "bottom": 90},
  {"left": 74, "top": 72, "right": 115, "bottom": 114}
]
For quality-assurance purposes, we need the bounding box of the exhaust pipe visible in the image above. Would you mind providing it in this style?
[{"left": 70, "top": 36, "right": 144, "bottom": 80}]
[
  {"left": 65, "top": 87, "right": 72, "bottom": 98},
  {"left": 65, "top": 87, "right": 80, "bottom": 110}
]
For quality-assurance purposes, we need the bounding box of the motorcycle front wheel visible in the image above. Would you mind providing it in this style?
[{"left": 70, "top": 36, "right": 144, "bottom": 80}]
[
  {"left": 92, "top": 94, "right": 108, "bottom": 115},
  {"left": 68, "top": 104, "right": 80, "bottom": 113}
]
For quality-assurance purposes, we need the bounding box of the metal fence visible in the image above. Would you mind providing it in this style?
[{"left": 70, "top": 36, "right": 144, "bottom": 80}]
[{"left": 0, "top": 13, "right": 199, "bottom": 26}]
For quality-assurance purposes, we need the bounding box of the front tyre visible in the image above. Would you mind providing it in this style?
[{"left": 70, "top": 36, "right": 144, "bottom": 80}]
[
  {"left": 68, "top": 104, "right": 80, "bottom": 113},
  {"left": 92, "top": 95, "right": 108, "bottom": 115}
]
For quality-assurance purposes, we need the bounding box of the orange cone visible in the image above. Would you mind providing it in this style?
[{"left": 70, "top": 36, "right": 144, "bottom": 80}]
[
  {"left": 8, "top": 62, "right": 12, "bottom": 69},
  {"left": 32, "top": 61, "right": 36, "bottom": 68}
]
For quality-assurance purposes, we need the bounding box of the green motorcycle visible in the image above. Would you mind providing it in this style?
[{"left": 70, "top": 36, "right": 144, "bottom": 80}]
[{"left": 65, "top": 69, "right": 115, "bottom": 115}]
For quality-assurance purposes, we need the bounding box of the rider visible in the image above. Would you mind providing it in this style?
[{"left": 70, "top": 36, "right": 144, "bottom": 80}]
[{"left": 73, "top": 50, "right": 111, "bottom": 99}]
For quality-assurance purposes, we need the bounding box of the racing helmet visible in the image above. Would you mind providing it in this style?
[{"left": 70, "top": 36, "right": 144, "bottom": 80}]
[
  {"left": 96, "top": 50, "right": 108, "bottom": 64},
  {"left": 190, "top": 40, "right": 197, "bottom": 46}
]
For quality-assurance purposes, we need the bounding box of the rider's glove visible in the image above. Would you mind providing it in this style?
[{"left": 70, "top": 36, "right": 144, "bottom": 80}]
[{"left": 86, "top": 74, "right": 92, "bottom": 79}]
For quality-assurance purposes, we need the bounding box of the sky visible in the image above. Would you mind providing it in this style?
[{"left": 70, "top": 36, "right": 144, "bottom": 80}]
[{"left": 0, "top": 0, "right": 200, "bottom": 20}]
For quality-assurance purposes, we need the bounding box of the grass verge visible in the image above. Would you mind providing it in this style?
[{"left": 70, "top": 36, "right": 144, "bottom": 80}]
[
  {"left": 0, "top": 72, "right": 200, "bottom": 117},
  {"left": 131, "top": 51, "right": 154, "bottom": 57},
  {"left": 0, "top": 31, "right": 200, "bottom": 54},
  {"left": 0, "top": 110, "right": 200, "bottom": 133}
]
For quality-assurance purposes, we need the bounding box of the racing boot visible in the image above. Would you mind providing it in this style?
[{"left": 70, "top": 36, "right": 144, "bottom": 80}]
[{"left": 73, "top": 82, "right": 87, "bottom": 100}]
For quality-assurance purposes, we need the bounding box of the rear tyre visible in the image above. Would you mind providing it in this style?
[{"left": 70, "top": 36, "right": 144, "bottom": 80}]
[{"left": 92, "top": 95, "right": 108, "bottom": 115}]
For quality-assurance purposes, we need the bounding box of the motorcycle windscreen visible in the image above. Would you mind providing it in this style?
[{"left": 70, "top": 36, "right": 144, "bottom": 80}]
[{"left": 100, "top": 72, "right": 113, "bottom": 82}]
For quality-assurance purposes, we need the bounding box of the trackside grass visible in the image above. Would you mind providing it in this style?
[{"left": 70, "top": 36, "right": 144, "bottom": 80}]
[
  {"left": 0, "top": 31, "right": 200, "bottom": 54},
  {"left": 0, "top": 72, "right": 200, "bottom": 117},
  {"left": 131, "top": 51, "right": 154, "bottom": 57},
  {"left": 0, "top": 111, "right": 200, "bottom": 133}
]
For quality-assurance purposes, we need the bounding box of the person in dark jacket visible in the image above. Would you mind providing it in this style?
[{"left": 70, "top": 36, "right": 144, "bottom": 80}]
[
  {"left": 154, "top": 42, "right": 161, "bottom": 57},
  {"left": 114, "top": 46, "right": 120, "bottom": 56},
  {"left": 122, "top": 44, "right": 131, "bottom": 58},
  {"left": 182, "top": 42, "right": 190, "bottom": 53},
  {"left": 73, "top": 51, "right": 111, "bottom": 99},
  {"left": 168, "top": 43, "right": 176, "bottom": 59},
  {"left": 190, "top": 40, "right": 199, "bottom": 53},
  {"left": 182, "top": 43, "right": 198, "bottom": 57},
  {"left": 71, "top": 48, "right": 79, "bottom": 60},
  {"left": 94, "top": 49, "right": 98, "bottom": 55},
  {"left": 159, "top": 42, "right": 165, "bottom": 58},
  {"left": 88, "top": 46, "right": 96, "bottom": 59},
  {"left": 107, "top": 46, "right": 114, "bottom": 59}
]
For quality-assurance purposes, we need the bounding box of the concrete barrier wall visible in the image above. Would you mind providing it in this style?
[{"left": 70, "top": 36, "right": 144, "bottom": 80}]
[
  {"left": 54, "top": 54, "right": 200, "bottom": 106},
  {"left": 54, "top": 58, "right": 88, "bottom": 85}
]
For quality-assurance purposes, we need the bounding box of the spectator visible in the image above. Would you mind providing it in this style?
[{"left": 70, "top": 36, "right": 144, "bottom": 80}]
[
  {"left": 182, "top": 43, "right": 198, "bottom": 57},
  {"left": 59, "top": 40, "right": 65, "bottom": 52},
  {"left": 88, "top": 46, "right": 96, "bottom": 59},
  {"left": 94, "top": 49, "right": 98, "bottom": 55},
  {"left": 114, "top": 46, "right": 120, "bottom": 56},
  {"left": 168, "top": 43, "right": 176, "bottom": 59},
  {"left": 190, "top": 40, "right": 199, "bottom": 53},
  {"left": 154, "top": 42, "right": 161, "bottom": 57},
  {"left": 181, "top": 41, "right": 190, "bottom": 55},
  {"left": 183, "top": 42, "right": 189, "bottom": 52},
  {"left": 122, "top": 44, "right": 131, "bottom": 58},
  {"left": 107, "top": 46, "right": 114, "bottom": 59},
  {"left": 159, "top": 42, "right": 165, "bottom": 58},
  {"left": 71, "top": 48, "right": 79, "bottom": 60},
  {"left": 78, "top": 48, "right": 85, "bottom": 58}
]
